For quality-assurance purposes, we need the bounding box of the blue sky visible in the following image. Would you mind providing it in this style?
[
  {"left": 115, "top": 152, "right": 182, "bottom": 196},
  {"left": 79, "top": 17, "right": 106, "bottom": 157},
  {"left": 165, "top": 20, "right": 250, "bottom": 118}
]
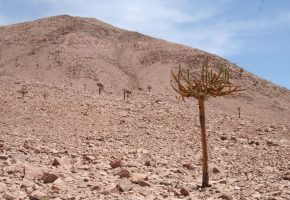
[{"left": 0, "top": 0, "right": 290, "bottom": 89}]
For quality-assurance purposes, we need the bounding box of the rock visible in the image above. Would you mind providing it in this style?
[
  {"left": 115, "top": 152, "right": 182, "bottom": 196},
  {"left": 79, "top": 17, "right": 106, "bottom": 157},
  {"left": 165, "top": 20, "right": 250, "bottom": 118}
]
[
  {"left": 20, "top": 179, "right": 35, "bottom": 189},
  {"left": 182, "top": 163, "right": 195, "bottom": 170},
  {"left": 0, "top": 182, "right": 6, "bottom": 192},
  {"left": 29, "top": 191, "right": 47, "bottom": 200},
  {"left": 219, "top": 194, "right": 232, "bottom": 200},
  {"left": 220, "top": 136, "right": 227, "bottom": 141},
  {"left": 159, "top": 181, "right": 172, "bottom": 186},
  {"left": 144, "top": 161, "right": 151, "bottom": 166},
  {"left": 78, "top": 165, "right": 90, "bottom": 170},
  {"left": 51, "top": 185, "right": 61, "bottom": 192},
  {"left": 84, "top": 155, "right": 95, "bottom": 162},
  {"left": 24, "top": 165, "right": 43, "bottom": 180},
  {"left": 96, "top": 163, "right": 111, "bottom": 170},
  {"left": 117, "top": 179, "right": 133, "bottom": 192},
  {"left": 180, "top": 187, "right": 190, "bottom": 196},
  {"left": 282, "top": 173, "right": 290, "bottom": 181},
  {"left": 249, "top": 140, "right": 259, "bottom": 145},
  {"left": 131, "top": 173, "right": 148, "bottom": 184},
  {"left": 102, "top": 185, "right": 119, "bottom": 195},
  {"left": 124, "top": 160, "right": 139, "bottom": 168},
  {"left": 118, "top": 169, "right": 131, "bottom": 178},
  {"left": 110, "top": 159, "right": 122, "bottom": 169},
  {"left": 253, "top": 192, "right": 261, "bottom": 199},
  {"left": 135, "top": 187, "right": 151, "bottom": 197},
  {"left": 3, "top": 192, "right": 17, "bottom": 200},
  {"left": 10, "top": 154, "right": 26, "bottom": 164},
  {"left": 0, "top": 154, "right": 8, "bottom": 160},
  {"left": 52, "top": 158, "right": 65, "bottom": 166},
  {"left": 53, "top": 178, "right": 66, "bottom": 187},
  {"left": 212, "top": 167, "right": 220, "bottom": 174},
  {"left": 88, "top": 182, "right": 101, "bottom": 191},
  {"left": 23, "top": 140, "right": 33, "bottom": 149},
  {"left": 139, "top": 180, "right": 151, "bottom": 187},
  {"left": 42, "top": 173, "right": 58, "bottom": 183}
]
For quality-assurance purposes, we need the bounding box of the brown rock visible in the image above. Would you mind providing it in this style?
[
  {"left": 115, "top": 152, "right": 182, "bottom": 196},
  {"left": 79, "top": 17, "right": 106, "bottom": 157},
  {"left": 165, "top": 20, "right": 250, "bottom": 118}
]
[
  {"left": 139, "top": 180, "right": 151, "bottom": 187},
  {"left": 219, "top": 194, "right": 232, "bottom": 200},
  {"left": 180, "top": 187, "right": 190, "bottom": 196},
  {"left": 0, "top": 154, "right": 8, "bottom": 160},
  {"left": 213, "top": 167, "right": 220, "bottom": 174},
  {"left": 283, "top": 175, "right": 290, "bottom": 181},
  {"left": 144, "top": 161, "right": 151, "bottom": 166},
  {"left": 52, "top": 158, "right": 64, "bottom": 166},
  {"left": 220, "top": 136, "right": 227, "bottom": 140},
  {"left": 118, "top": 169, "right": 131, "bottom": 178},
  {"left": 42, "top": 173, "right": 58, "bottom": 183},
  {"left": 110, "top": 159, "right": 122, "bottom": 169}
]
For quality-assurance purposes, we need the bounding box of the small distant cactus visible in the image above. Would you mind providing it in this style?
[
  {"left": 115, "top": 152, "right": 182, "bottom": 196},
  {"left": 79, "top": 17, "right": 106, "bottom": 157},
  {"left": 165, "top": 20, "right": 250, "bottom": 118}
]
[
  {"left": 123, "top": 89, "right": 132, "bottom": 100},
  {"left": 97, "top": 83, "right": 104, "bottom": 94},
  {"left": 18, "top": 85, "right": 28, "bottom": 97},
  {"left": 239, "top": 68, "right": 244, "bottom": 77},
  {"left": 171, "top": 57, "right": 244, "bottom": 188},
  {"left": 147, "top": 85, "right": 152, "bottom": 92},
  {"left": 238, "top": 106, "right": 241, "bottom": 118},
  {"left": 43, "top": 91, "right": 48, "bottom": 100}
]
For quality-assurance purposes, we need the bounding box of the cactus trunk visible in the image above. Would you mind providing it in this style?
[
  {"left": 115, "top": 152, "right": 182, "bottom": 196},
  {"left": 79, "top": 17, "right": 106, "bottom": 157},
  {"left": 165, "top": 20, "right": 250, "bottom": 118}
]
[{"left": 198, "top": 97, "right": 210, "bottom": 188}]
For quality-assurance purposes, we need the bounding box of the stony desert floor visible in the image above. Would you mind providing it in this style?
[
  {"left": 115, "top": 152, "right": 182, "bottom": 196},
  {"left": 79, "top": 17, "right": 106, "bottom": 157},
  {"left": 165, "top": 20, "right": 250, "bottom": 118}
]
[{"left": 0, "top": 76, "right": 289, "bottom": 200}]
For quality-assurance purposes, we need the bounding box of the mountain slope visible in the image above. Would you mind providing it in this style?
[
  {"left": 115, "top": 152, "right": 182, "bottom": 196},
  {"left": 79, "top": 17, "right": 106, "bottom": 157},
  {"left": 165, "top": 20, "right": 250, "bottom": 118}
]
[{"left": 0, "top": 15, "right": 289, "bottom": 124}]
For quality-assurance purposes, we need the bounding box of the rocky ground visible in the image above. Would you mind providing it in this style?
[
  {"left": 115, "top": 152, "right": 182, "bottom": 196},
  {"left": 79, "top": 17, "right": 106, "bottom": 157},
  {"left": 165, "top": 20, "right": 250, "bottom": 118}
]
[{"left": 0, "top": 76, "right": 289, "bottom": 200}]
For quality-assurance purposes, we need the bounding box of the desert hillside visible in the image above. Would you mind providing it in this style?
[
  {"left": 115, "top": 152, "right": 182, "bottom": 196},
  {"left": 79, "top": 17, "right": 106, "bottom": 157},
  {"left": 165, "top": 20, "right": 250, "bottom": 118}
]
[{"left": 0, "top": 15, "right": 289, "bottom": 200}]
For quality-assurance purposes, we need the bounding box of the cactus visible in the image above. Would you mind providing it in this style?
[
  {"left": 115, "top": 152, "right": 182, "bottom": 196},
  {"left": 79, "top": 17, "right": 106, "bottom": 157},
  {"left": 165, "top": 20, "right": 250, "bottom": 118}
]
[
  {"left": 171, "top": 56, "right": 244, "bottom": 188},
  {"left": 238, "top": 106, "right": 241, "bottom": 118},
  {"left": 147, "top": 85, "right": 152, "bottom": 92},
  {"left": 123, "top": 89, "right": 132, "bottom": 100},
  {"left": 239, "top": 68, "right": 244, "bottom": 77},
  {"left": 18, "top": 85, "right": 28, "bottom": 97},
  {"left": 96, "top": 83, "right": 104, "bottom": 95}
]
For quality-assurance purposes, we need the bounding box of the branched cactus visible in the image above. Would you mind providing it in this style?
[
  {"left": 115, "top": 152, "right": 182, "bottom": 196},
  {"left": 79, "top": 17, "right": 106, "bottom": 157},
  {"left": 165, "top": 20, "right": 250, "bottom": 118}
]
[
  {"left": 171, "top": 57, "right": 244, "bottom": 188},
  {"left": 43, "top": 91, "right": 48, "bottom": 100},
  {"left": 97, "top": 83, "right": 104, "bottom": 95},
  {"left": 147, "top": 85, "right": 152, "bottom": 92},
  {"left": 239, "top": 68, "right": 244, "bottom": 77},
  {"left": 18, "top": 85, "right": 28, "bottom": 97},
  {"left": 123, "top": 89, "right": 132, "bottom": 100}
]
